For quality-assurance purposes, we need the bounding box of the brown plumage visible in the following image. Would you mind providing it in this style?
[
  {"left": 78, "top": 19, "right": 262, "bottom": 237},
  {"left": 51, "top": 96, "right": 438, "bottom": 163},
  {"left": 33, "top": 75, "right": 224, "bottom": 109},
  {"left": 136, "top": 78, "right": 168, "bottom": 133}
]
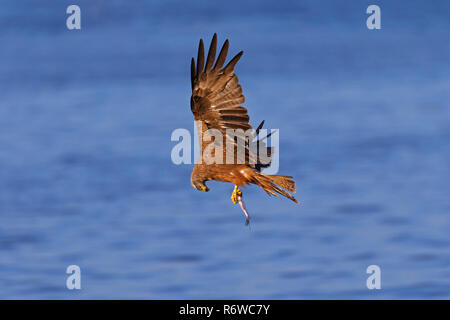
[{"left": 189, "top": 34, "right": 298, "bottom": 208}]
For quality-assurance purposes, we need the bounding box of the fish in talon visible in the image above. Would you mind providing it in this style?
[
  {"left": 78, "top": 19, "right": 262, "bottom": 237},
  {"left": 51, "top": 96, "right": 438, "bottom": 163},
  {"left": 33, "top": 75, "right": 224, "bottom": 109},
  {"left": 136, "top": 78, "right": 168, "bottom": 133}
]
[{"left": 237, "top": 193, "right": 250, "bottom": 225}]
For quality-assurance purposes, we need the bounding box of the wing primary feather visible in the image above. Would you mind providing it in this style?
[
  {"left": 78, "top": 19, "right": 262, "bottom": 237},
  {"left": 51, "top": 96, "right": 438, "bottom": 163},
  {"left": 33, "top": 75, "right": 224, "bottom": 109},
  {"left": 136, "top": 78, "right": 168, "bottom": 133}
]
[
  {"left": 205, "top": 33, "right": 217, "bottom": 71},
  {"left": 256, "top": 120, "right": 265, "bottom": 134},
  {"left": 261, "top": 129, "right": 277, "bottom": 142},
  {"left": 190, "top": 57, "right": 196, "bottom": 90},
  {"left": 224, "top": 51, "right": 243, "bottom": 74},
  {"left": 197, "top": 39, "right": 205, "bottom": 77},
  {"left": 214, "top": 39, "right": 229, "bottom": 70}
]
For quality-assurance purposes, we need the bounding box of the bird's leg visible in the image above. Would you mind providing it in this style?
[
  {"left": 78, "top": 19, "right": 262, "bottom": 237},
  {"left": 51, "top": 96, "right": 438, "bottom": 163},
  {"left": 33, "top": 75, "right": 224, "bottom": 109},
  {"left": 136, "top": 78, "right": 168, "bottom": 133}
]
[{"left": 231, "top": 185, "right": 242, "bottom": 204}]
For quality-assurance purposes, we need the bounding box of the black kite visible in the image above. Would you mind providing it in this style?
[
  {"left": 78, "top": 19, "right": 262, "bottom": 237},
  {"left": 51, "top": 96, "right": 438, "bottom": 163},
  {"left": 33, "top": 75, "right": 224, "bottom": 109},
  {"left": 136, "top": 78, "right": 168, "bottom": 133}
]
[{"left": 189, "top": 34, "right": 298, "bottom": 224}]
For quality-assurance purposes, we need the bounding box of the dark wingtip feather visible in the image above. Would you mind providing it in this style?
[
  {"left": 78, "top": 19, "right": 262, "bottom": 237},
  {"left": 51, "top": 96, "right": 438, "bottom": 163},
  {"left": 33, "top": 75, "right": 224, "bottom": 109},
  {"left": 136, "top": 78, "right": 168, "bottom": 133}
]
[
  {"left": 197, "top": 39, "right": 205, "bottom": 77},
  {"left": 214, "top": 39, "right": 229, "bottom": 70},
  {"left": 205, "top": 34, "right": 217, "bottom": 71},
  {"left": 224, "top": 50, "right": 243, "bottom": 74},
  {"left": 190, "top": 57, "right": 196, "bottom": 90},
  {"left": 261, "top": 129, "right": 276, "bottom": 142},
  {"left": 256, "top": 120, "right": 265, "bottom": 134}
]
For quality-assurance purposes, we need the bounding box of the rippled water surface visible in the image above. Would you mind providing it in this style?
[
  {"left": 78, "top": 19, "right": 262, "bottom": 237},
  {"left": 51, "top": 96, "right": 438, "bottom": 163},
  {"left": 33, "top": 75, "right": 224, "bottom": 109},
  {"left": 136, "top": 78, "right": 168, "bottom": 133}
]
[{"left": 0, "top": 0, "right": 449, "bottom": 299}]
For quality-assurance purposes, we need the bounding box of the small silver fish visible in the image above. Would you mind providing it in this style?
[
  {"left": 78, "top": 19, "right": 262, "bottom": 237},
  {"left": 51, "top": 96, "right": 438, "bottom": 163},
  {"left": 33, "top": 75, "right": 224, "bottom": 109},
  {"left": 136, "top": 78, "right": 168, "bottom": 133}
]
[{"left": 237, "top": 194, "right": 250, "bottom": 226}]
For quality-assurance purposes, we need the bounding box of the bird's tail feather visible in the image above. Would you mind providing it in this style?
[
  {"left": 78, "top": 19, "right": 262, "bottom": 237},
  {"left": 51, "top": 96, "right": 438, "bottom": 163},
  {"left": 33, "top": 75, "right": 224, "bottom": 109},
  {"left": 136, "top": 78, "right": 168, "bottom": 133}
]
[{"left": 253, "top": 173, "right": 298, "bottom": 203}]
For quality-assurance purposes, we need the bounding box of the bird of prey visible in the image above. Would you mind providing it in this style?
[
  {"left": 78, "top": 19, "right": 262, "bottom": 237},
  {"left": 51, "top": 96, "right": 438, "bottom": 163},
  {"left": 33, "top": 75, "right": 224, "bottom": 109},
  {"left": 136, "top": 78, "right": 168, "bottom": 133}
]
[{"left": 189, "top": 34, "right": 298, "bottom": 224}]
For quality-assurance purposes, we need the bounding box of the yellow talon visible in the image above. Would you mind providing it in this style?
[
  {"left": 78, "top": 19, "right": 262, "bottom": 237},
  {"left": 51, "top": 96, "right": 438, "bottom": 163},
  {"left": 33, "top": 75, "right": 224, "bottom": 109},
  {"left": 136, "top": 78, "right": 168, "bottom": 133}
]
[{"left": 231, "top": 185, "right": 242, "bottom": 204}]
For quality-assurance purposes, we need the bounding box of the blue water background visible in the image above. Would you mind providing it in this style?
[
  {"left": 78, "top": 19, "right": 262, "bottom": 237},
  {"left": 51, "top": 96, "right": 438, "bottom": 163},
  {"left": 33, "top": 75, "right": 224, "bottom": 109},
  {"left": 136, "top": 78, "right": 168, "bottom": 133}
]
[{"left": 0, "top": 0, "right": 449, "bottom": 298}]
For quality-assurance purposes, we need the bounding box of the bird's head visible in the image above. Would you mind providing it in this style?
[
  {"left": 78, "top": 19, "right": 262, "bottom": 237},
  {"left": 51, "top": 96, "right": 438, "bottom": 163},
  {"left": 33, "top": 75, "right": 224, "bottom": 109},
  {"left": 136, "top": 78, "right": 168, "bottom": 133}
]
[{"left": 191, "top": 179, "right": 209, "bottom": 192}]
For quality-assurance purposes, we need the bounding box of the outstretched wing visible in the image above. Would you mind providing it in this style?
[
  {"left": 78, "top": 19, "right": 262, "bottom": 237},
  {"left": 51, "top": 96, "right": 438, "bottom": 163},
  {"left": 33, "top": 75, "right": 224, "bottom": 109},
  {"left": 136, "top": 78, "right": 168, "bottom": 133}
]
[{"left": 190, "top": 33, "right": 258, "bottom": 165}]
